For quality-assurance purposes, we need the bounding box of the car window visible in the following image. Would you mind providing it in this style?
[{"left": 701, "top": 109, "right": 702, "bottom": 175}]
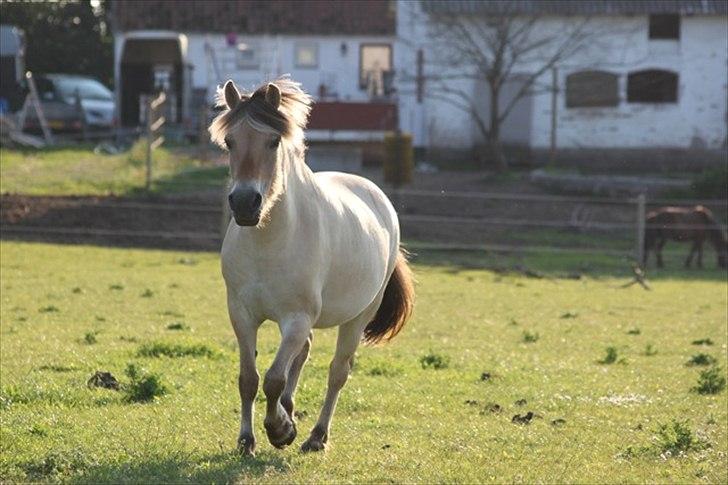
[
  {"left": 35, "top": 78, "right": 57, "bottom": 101},
  {"left": 54, "top": 78, "right": 113, "bottom": 101}
]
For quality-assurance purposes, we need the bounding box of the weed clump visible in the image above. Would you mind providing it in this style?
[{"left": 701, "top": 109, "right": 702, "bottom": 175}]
[
  {"left": 691, "top": 338, "right": 714, "bottom": 346},
  {"left": 627, "top": 328, "right": 641, "bottom": 335},
  {"left": 654, "top": 420, "right": 705, "bottom": 455},
  {"left": 124, "top": 363, "right": 167, "bottom": 403},
  {"left": 643, "top": 344, "right": 658, "bottom": 356},
  {"left": 140, "top": 289, "right": 154, "bottom": 298},
  {"left": 692, "top": 366, "right": 726, "bottom": 395},
  {"left": 598, "top": 346, "right": 619, "bottom": 364},
  {"left": 166, "top": 322, "right": 189, "bottom": 331},
  {"left": 137, "top": 341, "right": 219, "bottom": 359},
  {"left": 686, "top": 353, "right": 717, "bottom": 367},
  {"left": 83, "top": 331, "right": 98, "bottom": 345},
  {"left": 522, "top": 331, "right": 539, "bottom": 343},
  {"left": 420, "top": 352, "right": 449, "bottom": 370}
]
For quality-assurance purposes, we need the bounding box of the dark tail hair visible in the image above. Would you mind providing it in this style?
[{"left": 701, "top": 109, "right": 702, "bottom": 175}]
[{"left": 362, "top": 249, "right": 415, "bottom": 345}]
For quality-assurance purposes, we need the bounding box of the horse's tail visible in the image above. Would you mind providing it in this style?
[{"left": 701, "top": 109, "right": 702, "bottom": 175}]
[{"left": 362, "top": 249, "right": 415, "bottom": 345}]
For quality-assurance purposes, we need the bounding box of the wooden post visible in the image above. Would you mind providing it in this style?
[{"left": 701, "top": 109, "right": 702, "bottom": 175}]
[
  {"left": 636, "top": 193, "right": 646, "bottom": 266},
  {"left": 145, "top": 96, "right": 153, "bottom": 191},
  {"left": 549, "top": 67, "right": 558, "bottom": 165}
]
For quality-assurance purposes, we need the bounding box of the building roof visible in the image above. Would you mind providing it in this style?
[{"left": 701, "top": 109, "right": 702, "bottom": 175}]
[
  {"left": 112, "top": 0, "right": 395, "bottom": 35},
  {"left": 421, "top": 0, "right": 728, "bottom": 16}
]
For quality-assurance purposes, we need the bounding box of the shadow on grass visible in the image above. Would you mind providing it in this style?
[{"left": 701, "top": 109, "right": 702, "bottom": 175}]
[{"left": 67, "top": 450, "right": 288, "bottom": 484}]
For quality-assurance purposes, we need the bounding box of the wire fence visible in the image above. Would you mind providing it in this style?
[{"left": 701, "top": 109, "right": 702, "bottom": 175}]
[{"left": 3, "top": 186, "right": 725, "bottom": 263}]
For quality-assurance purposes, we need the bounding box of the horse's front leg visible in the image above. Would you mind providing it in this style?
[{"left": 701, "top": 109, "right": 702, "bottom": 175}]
[
  {"left": 263, "top": 315, "right": 313, "bottom": 448},
  {"left": 281, "top": 331, "right": 313, "bottom": 418},
  {"left": 697, "top": 241, "right": 704, "bottom": 268},
  {"left": 229, "top": 305, "right": 260, "bottom": 456},
  {"left": 302, "top": 320, "right": 362, "bottom": 452}
]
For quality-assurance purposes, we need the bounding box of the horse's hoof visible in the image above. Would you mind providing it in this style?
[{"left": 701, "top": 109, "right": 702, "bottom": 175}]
[
  {"left": 265, "top": 417, "right": 297, "bottom": 449},
  {"left": 301, "top": 425, "right": 327, "bottom": 453},
  {"left": 301, "top": 437, "right": 326, "bottom": 453},
  {"left": 237, "top": 434, "right": 256, "bottom": 457}
]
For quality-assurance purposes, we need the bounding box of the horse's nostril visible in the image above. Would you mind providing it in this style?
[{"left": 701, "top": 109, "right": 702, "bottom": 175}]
[
  {"left": 252, "top": 193, "right": 262, "bottom": 210},
  {"left": 228, "top": 193, "right": 234, "bottom": 203}
]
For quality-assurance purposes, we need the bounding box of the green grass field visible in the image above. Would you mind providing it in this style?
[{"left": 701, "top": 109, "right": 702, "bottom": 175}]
[
  {"left": 0, "top": 143, "right": 226, "bottom": 196},
  {"left": 1, "top": 241, "right": 726, "bottom": 483}
]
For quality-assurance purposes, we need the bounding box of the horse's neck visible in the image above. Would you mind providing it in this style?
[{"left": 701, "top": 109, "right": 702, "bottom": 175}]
[{"left": 254, "top": 146, "right": 315, "bottom": 243}]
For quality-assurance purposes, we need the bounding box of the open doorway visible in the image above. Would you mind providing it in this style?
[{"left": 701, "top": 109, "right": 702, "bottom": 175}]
[{"left": 119, "top": 37, "right": 183, "bottom": 127}]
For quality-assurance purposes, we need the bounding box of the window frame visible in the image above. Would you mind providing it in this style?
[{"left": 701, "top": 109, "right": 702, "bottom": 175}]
[
  {"left": 236, "top": 42, "right": 259, "bottom": 70},
  {"left": 359, "top": 43, "right": 393, "bottom": 90},
  {"left": 648, "top": 14, "right": 680, "bottom": 40},
  {"left": 294, "top": 42, "right": 319, "bottom": 69},
  {"left": 565, "top": 70, "right": 620, "bottom": 108},
  {"left": 626, "top": 69, "right": 679, "bottom": 104}
]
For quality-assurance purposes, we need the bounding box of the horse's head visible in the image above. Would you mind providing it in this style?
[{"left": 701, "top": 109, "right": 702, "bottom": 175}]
[{"left": 210, "top": 78, "right": 311, "bottom": 227}]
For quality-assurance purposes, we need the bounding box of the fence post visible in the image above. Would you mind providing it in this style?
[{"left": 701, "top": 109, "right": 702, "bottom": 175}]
[
  {"left": 145, "top": 96, "right": 153, "bottom": 191},
  {"left": 636, "top": 193, "right": 646, "bottom": 266}
]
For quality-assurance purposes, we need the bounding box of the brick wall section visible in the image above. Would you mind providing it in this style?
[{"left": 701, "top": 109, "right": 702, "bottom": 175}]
[{"left": 112, "top": 0, "right": 395, "bottom": 35}]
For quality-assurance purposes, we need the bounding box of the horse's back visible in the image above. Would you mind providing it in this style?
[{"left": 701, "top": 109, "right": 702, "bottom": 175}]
[{"left": 314, "top": 171, "right": 399, "bottom": 247}]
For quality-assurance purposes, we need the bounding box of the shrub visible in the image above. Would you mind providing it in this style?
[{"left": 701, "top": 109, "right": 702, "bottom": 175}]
[
  {"left": 420, "top": 352, "right": 449, "bottom": 370},
  {"left": 693, "top": 366, "right": 726, "bottom": 395},
  {"left": 124, "top": 363, "right": 167, "bottom": 403}
]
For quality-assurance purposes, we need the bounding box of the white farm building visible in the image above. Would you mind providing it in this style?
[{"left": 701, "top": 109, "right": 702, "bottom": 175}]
[{"left": 397, "top": 0, "right": 728, "bottom": 169}]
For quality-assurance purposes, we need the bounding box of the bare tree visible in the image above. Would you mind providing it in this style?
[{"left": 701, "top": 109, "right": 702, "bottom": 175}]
[{"left": 420, "top": 10, "right": 595, "bottom": 171}]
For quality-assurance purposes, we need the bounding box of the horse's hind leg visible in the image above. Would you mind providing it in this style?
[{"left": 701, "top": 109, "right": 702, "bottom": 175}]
[
  {"left": 685, "top": 241, "right": 699, "bottom": 268},
  {"left": 301, "top": 319, "right": 365, "bottom": 452},
  {"left": 263, "top": 316, "right": 313, "bottom": 449},
  {"left": 281, "top": 331, "right": 313, "bottom": 418}
]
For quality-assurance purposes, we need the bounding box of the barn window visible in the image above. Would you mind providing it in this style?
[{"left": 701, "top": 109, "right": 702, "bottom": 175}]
[
  {"left": 295, "top": 43, "right": 318, "bottom": 68},
  {"left": 565, "top": 70, "right": 619, "bottom": 108},
  {"left": 360, "top": 44, "right": 392, "bottom": 93},
  {"left": 627, "top": 69, "right": 678, "bottom": 103},
  {"left": 236, "top": 42, "right": 259, "bottom": 69},
  {"left": 649, "top": 14, "right": 680, "bottom": 40}
]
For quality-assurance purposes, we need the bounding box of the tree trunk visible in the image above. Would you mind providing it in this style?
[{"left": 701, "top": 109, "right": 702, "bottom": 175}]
[{"left": 489, "top": 83, "right": 507, "bottom": 172}]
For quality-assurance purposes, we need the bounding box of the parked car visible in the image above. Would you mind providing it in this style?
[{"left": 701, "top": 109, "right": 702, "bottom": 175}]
[{"left": 24, "top": 74, "right": 115, "bottom": 132}]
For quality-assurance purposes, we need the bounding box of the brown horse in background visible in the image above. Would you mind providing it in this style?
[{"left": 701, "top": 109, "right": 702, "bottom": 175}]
[{"left": 643, "top": 205, "right": 728, "bottom": 269}]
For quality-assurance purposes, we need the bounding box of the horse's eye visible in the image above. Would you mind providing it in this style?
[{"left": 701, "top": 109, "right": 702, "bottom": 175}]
[{"left": 268, "top": 137, "right": 281, "bottom": 149}]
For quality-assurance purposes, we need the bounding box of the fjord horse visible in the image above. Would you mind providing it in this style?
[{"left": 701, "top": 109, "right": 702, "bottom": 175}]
[
  {"left": 209, "top": 78, "right": 414, "bottom": 455},
  {"left": 643, "top": 205, "right": 727, "bottom": 269}
]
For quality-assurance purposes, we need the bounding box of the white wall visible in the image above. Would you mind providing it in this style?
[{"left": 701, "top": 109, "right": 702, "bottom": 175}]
[
  {"left": 396, "top": 1, "right": 728, "bottom": 152},
  {"left": 529, "top": 15, "right": 728, "bottom": 150},
  {"left": 184, "top": 34, "right": 394, "bottom": 103}
]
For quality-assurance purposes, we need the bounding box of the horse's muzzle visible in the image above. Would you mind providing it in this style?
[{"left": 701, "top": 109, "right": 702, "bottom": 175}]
[{"left": 229, "top": 188, "right": 262, "bottom": 227}]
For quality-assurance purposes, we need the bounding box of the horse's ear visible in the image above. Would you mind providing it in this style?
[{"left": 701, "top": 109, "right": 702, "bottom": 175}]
[
  {"left": 265, "top": 83, "right": 281, "bottom": 110},
  {"left": 224, "top": 80, "right": 241, "bottom": 110}
]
